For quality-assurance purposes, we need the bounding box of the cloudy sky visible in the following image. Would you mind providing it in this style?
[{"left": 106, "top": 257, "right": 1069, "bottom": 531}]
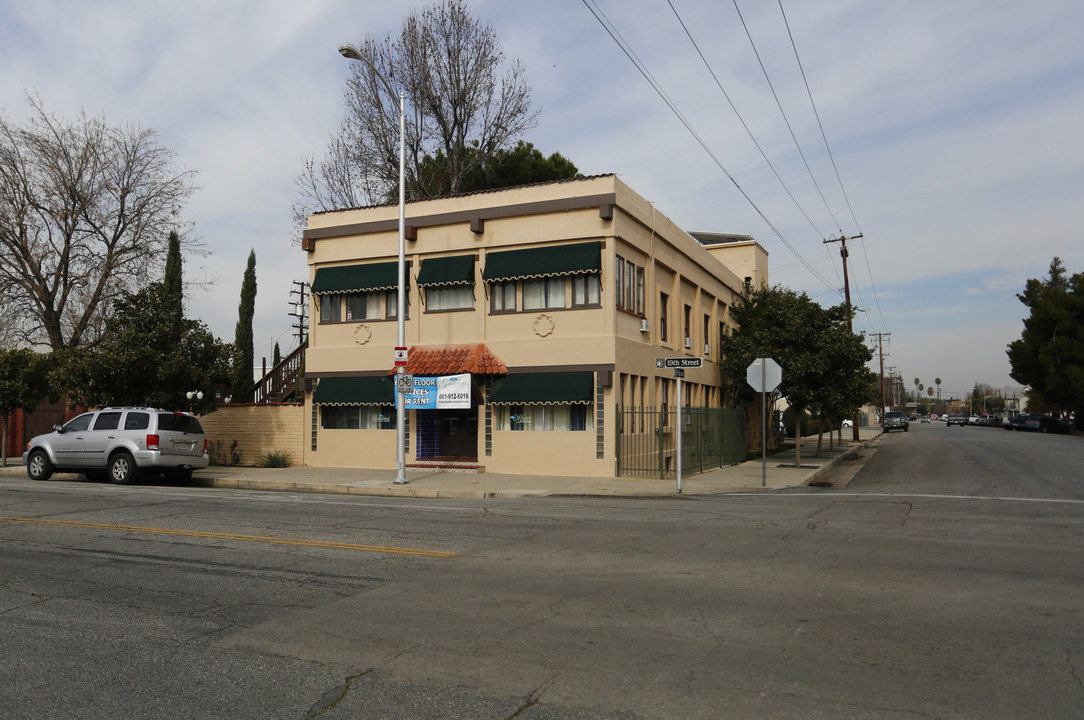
[{"left": 3, "top": 0, "right": 1081, "bottom": 400}]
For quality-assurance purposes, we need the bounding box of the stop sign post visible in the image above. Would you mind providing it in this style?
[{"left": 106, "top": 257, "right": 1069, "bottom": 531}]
[{"left": 747, "top": 358, "right": 782, "bottom": 486}]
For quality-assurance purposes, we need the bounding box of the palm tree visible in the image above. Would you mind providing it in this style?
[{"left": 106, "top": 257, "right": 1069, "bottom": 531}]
[
  {"left": 935, "top": 377, "right": 942, "bottom": 403},
  {"left": 914, "top": 378, "right": 921, "bottom": 409}
]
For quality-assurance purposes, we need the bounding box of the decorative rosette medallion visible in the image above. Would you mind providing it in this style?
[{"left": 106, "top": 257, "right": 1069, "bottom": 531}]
[{"left": 533, "top": 313, "right": 555, "bottom": 337}]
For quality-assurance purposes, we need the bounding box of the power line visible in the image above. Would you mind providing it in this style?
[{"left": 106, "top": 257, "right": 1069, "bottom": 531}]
[
  {"left": 581, "top": 0, "right": 839, "bottom": 295},
  {"left": 776, "top": 0, "right": 886, "bottom": 331},
  {"left": 777, "top": 0, "right": 863, "bottom": 235},
  {"left": 731, "top": 0, "right": 842, "bottom": 232},
  {"left": 667, "top": 0, "right": 827, "bottom": 241}
]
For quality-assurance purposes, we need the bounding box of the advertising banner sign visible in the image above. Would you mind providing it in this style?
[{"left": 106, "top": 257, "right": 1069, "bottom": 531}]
[{"left": 403, "top": 373, "right": 471, "bottom": 409}]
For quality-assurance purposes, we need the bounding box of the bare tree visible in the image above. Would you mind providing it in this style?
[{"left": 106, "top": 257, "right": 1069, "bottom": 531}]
[
  {"left": 0, "top": 95, "right": 196, "bottom": 350},
  {"left": 293, "top": 0, "right": 538, "bottom": 229}
]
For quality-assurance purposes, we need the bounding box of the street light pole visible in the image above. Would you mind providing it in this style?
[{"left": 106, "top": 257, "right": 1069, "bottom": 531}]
[{"left": 339, "top": 42, "right": 408, "bottom": 484}]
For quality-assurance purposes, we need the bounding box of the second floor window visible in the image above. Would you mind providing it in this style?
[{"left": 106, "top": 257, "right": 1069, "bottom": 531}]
[
  {"left": 659, "top": 292, "right": 669, "bottom": 341},
  {"left": 571, "top": 274, "right": 601, "bottom": 307},
  {"left": 523, "top": 277, "right": 566, "bottom": 310},
  {"left": 426, "top": 285, "right": 474, "bottom": 311},
  {"left": 615, "top": 257, "right": 645, "bottom": 314},
  {"left": 491, "top": 281, "right": 516, "bottom": 312},
  {"left": 320, "top": 295, "right": 341, "bottom": 323},
  {"left": 346, "top": 292, "right": 381, "bottom": 321},
  {"left": 384, "top": 290, "right": 410, "bottom": 319}
]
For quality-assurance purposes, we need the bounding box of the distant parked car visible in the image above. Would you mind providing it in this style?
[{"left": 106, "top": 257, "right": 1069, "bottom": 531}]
[
  {"left": 1023, "top": 415, "right": 1070, "bottom": 434},
  {"left": 841, "top": 419, "right": 853, "bottom": 428},
  {"left": 1004, "top": 414, "right": 1030, "bottom": 431},
  {"left": 24, "top": 407, "right": 209, "bottom": 484},
  {"left": 883, "top": 411, "right": 909, "bottom": 432}
]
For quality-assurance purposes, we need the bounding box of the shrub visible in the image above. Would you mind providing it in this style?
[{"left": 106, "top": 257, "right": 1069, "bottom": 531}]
[
  {"left": 258, "top": 449, "right": 293, "bottom": 468},
  {"left": 208, "top": 439, "right": 243, "bottom": 466}
]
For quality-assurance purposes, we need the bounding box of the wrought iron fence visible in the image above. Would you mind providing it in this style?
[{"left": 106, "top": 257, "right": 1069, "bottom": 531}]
[{"left": 617, "top": 406, "right": 746, "bottom": 478}]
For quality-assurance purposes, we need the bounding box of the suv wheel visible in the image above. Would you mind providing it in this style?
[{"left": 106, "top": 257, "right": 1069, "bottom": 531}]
[
  {"left": 27, "top": 449, "right": 54, "bottom": 481},
  {"left": 109, "top": 452, "right": 139, "bottom": 485}
]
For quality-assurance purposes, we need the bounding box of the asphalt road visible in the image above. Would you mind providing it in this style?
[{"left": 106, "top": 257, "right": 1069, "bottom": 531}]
[{"left": 1, "top": 421, "right": 1081, "bottom": 719}]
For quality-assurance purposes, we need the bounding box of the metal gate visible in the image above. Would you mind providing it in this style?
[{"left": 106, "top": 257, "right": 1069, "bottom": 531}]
[{"left": 617, "top": 407, "right": 745, "bottom": 478}]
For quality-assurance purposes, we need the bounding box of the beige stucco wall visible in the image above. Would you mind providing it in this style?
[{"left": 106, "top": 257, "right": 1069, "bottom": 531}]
[
  {"left": 307, "top": 425, "right": 397, "bottom": 468},
  {"left": 487, "top": 429, "right": 608, "bottom": 476},
  {"left": 198, "top": 404, "right": 305, "bottom": 467}
]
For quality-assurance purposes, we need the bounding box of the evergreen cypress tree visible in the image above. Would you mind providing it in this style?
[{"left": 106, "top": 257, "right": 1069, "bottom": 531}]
[
  {"left": 163, "top": 231, "right": 184, "bottom": 337},
  {"left": 232, "top": 250, "right": 257, "bottom": 401}
]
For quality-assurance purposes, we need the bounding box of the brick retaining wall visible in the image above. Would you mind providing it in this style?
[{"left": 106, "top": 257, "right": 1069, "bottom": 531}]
[{"left": 198, "top": 403, "right": 305, "bottom": 467}]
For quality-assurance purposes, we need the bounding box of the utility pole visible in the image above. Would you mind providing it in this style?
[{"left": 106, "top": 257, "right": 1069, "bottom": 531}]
[
  {"left": 825, "top": 233, "right": 864, "bottom": 440},
  {"left": 289, "top": 281, "right": 309, "bottom": 347},
  {"left": 872, "top": 333, "right": 890, "bottom": 422}
]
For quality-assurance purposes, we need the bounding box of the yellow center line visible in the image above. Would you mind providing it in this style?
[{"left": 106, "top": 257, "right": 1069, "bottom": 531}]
[{"left": 0, "top": 516, "right": 458, "bottom": 557}]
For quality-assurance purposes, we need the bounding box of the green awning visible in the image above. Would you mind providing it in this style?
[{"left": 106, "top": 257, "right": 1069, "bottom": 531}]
[
  {"left": 311, "top": 262, "right": 398, "bottom": 295},
  {"left": 312, "top": 377, "right": 394, "bottom": 406},
  {"left": 482, "top": 241, "right": 601, "bottom": 283},
  {"left": 488, "top": 372, "right": 594, "bottom": 405},
  {"left": 416, "top": 255, "right": 475, "bottom": 287}
]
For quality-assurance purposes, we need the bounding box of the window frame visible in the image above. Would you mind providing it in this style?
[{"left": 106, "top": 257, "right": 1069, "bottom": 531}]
[
  {"left": 424, "top": 284, "right": 475, "bottom": 312},
  {"left": 319, "top": 294, "right": 342, "bottom": 323},
  {"left": 571, "top": 274, "right": 601, "bottom": 307},
  {"left": 522, "top": 276, "right": 566, "bottom": 311}
]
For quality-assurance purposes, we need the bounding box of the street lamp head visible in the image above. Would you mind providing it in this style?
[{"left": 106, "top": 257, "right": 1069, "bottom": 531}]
[{"left": 338, "top": 43, "right": 362, "bottom": 61}]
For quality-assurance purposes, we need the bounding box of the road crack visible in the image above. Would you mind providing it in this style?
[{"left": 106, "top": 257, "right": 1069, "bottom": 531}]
[{"left": 305, "top": 670, "right": 373, "bottom": 718}]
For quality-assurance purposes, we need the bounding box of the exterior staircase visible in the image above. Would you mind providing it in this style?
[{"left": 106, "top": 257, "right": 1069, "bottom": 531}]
[{"left": 250, "top": 341, "right": 306, "bottom": 404}]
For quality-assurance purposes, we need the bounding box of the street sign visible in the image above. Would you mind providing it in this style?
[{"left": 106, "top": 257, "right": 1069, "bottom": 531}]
[
  {"left": 656, "top": 357, "right": 702, "bottom": 369},
  {"left": 673, "top": 368, "right": 685, "bottom": 379},
  {"left": 394, "top": 346, "right": 408, "bottom": 367},
  {"left": 746, "top": 357, "right": 782, "bottom": 393},
  {"left": 396, "top": 373, "right": 414, "bottom": 394}
]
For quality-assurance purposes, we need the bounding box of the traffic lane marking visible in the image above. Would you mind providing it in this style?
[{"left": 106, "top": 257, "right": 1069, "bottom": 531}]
[{"left": 0, "top": 516, "right": 458, "bottom": 557}]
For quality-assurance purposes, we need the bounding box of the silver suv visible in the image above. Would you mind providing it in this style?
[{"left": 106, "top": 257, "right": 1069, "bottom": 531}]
[
  {"left": 882, "top": 410, "right": 910, "bottom": 432},
  {"left": 24, "top": 407, "right": 209, "bottom": 484}
]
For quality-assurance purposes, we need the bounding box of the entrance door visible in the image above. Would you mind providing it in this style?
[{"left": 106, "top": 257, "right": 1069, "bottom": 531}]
[{"left": 437, "top": 408, "right": 478, "bottom": 459}]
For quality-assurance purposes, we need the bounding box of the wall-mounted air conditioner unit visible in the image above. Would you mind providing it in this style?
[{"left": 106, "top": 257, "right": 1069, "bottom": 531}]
[
  {"left": 684, "top": 337, "right": 693, "bottom": 349},
  {"left": 639, "top": 318, "right": 650, "bottom": 333}
]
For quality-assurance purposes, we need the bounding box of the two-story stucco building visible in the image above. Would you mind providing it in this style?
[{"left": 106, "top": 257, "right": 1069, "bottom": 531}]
[{"left": 300, "top": 174, "right": 766, "bottom": 477}]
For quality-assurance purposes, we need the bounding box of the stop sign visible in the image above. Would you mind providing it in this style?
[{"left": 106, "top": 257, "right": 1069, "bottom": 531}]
[{"left": 746, "top": 357, "right": 782, "bottom": 393}]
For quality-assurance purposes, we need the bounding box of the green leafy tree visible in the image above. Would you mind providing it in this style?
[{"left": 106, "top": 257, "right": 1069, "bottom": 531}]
[
  {"left": 720, "top": 285, "right": 874, "bottom": 465},
  {"left": 1007, "top": 257, "right": 1084, "bottom": 426},
  {"left": 231, "top": 251, "right": 257, "bottom": 402},
  {"left": 51, "top": 283, "right": 230, "bottom": 413},
  {"left": 416, "top": 141, "right": 578, "bottom": 197},
  {"left": 0, "top": 349, "right": 52, "bottom": 466}
]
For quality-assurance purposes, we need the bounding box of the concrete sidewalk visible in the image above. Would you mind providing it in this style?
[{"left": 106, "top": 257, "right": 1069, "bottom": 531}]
[{"left": 2, "top": 428, "right": 881, "bottom": 499}]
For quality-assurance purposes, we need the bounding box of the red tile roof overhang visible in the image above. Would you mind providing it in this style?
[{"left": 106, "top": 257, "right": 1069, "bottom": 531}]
[{"left": 388, "top": 343, "right": 508, "bottom": 376}]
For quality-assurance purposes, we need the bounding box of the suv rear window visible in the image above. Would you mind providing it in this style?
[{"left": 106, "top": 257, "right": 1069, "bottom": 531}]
[
  {"left": 124, "top": 412, "right": 150, "bottom": 430},
  {"left": 156, "top": 413, "right": 204, "bottom": 434}
]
